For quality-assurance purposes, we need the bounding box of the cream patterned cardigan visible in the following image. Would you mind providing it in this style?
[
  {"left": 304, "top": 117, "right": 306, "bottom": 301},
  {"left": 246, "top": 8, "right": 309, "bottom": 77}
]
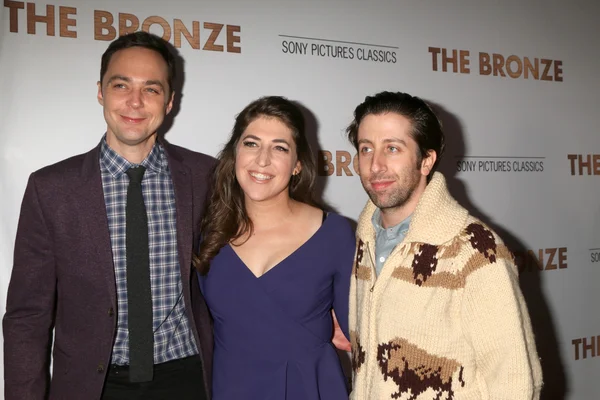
[{"left": 349, "top": 172, "right": 542, "bottom": 400}]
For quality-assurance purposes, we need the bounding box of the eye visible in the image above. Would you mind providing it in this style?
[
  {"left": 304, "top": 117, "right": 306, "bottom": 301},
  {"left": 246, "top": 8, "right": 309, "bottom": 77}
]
[
  {"left": 359, "top": 146, "right": 372, "bottom": 154},
  {"left": 146, "top": 87, "right": 161, "bottom": 94},
  {"left": 113, "top": 83, "right": 126, "bottom": 89},
  {"left": 388, "top": 146, "right": 399, "bottom": 153},
  {"left": 242, "top": 140, "right": 258, "bottom": 147},
  {"left": 274, "top": 145, "right": 290, "bottom": 152}
]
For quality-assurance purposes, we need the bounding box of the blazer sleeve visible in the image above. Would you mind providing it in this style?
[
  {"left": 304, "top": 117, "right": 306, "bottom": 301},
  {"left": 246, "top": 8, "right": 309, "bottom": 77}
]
[{"left": 3, "top": 173, "right": 56, "bottom": 399}]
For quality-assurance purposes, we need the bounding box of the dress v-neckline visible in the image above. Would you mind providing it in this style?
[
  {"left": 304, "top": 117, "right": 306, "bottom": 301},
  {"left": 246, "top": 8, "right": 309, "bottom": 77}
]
[{"left": 228, "top": 214, "right": 330, "bottom": 279}]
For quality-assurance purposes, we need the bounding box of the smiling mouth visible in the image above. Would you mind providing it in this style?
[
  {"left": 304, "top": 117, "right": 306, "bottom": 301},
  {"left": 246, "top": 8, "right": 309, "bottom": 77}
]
[
  {"left": 249, "top": 172, "right": 274, "bottom": 181},
  {"left": 121, "top": 116, "right": 146, "bottom": 123},
  {"left": 370, "top": 181, "right": 394, "bottom": 191}
]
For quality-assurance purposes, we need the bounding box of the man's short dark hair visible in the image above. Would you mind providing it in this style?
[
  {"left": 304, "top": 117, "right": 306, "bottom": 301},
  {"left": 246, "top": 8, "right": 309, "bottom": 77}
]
[
  {"left": 346, "top": 91, "right": 446, "bottom": 179},
  {"left": 100, "top": 31, "right": 176, "bottom": 95}
]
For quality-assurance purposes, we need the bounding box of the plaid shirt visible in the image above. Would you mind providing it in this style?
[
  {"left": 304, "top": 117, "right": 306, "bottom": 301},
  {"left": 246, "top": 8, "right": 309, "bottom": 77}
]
[{"left": 100, "top": 137, "right": 198, "bottom": 365}]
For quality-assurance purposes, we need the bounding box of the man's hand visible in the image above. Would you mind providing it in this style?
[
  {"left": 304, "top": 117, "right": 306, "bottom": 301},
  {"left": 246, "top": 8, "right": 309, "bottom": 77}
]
[{"left": 331, "top": 310, "right": 351, "bottom": 351}]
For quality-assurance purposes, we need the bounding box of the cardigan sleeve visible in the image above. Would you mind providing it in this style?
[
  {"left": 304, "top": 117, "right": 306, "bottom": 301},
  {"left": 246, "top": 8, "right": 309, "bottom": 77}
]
[{"left": 460, "top": 254, "right": 543, "bottom": 399}]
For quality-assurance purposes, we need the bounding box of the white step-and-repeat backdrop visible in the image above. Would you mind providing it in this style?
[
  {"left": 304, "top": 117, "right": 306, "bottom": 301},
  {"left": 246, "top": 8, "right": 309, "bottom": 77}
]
[{"left": 1, "top": 1, "right": 599, "bottom": 398}]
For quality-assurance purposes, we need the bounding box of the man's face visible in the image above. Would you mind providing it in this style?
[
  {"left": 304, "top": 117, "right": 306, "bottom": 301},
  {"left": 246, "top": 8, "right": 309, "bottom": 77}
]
[
  {"left": 97, "top": 46, "right": 173, "bottom": 157},
  {"left": 357, "top": 112, "right": 432, "bottom": 212}
]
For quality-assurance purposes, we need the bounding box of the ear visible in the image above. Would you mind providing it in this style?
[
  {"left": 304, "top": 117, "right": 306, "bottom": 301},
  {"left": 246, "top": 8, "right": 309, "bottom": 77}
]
[
  {"left": 420, "top": 150, "right": 437, "bottom": 177},
  {"left": 165, "top": 91, "right": 175, "bottom": 115},
  {"left": 97, "top": 81, "right": 104, "bottom": 106},
  {"left": 293, "top": 159, "right": 302, "bottom": 176}
]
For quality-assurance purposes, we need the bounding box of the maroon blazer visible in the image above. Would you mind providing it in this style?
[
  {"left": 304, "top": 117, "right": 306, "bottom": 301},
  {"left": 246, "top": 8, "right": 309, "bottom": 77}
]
[{"left": 3, "top": 140, "right": 215, "bottom": 400}]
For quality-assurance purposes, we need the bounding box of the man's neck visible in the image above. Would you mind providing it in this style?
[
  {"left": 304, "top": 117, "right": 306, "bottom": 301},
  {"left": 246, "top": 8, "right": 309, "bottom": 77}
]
[
  {"left": 380, "top": 206, "right": 413, "bottom": 229},
  {"left": 379, "top": 181, "right": 426, "bottom": 228},
  {"left": 106, "top": 134, "right": 157, "bottom": 165}
]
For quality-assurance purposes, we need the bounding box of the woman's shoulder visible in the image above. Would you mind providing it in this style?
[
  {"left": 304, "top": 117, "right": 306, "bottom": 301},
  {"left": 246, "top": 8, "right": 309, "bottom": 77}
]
[
  {"left": 320, "top": 211, "right": 357, "bottom": 247},
  {"left": 292, "top": 202, "right": 356, "bottom": 236},
  {"left": 325, "top": 211, "right": 353, "bottom": 228},
  {"left": 295, "top": 203, "right": 344, "bottom": 225},
  {"left": 295, "top": 202, "right": 325, "bottom": 220},
  {"left": 321, "top": 212, "right": 357, "bottom": 257}
]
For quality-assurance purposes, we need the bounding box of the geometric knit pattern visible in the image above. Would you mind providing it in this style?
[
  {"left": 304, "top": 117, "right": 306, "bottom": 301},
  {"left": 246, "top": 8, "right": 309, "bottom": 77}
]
[{"left": 349, "top": 172, "right": 543, "bottom": 400}]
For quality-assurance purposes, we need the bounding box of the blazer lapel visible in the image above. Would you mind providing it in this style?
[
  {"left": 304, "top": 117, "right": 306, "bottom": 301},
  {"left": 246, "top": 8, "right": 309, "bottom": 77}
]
[
  {"left": 76, "top": 144, "right": 117, "bottom": 303},
  {"left": 164, "top": 144, "right": 193, "bottom": 282}
]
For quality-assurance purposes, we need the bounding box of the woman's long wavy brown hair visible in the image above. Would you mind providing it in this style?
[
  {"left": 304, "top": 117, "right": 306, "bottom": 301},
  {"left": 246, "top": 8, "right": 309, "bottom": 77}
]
[{"left": 194, "top": 96, "right": 319, "bottom": 275}]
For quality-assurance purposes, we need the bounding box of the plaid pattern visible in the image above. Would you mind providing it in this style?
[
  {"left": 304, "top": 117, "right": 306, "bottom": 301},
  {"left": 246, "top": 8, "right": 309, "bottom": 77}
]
[{"left": 100, "top": 137, "right": 198, "bottom": 365}]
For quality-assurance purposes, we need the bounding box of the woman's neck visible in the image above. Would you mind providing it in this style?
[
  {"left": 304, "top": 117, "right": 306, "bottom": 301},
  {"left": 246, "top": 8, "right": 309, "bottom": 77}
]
[{"left": 245, "top": 194, "right": 297, "bottom": 232}]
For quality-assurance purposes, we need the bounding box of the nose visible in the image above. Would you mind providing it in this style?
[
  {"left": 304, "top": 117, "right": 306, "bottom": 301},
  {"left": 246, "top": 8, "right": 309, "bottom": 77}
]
[
  {"left": 370, "top": 150, "right": 386, "bottom": 174},
  {"left": 256, "top": 147, "right": 271, "bottom": 167},
  {"left": 127, "top": 89, "right": 143, "bottom": 109}
]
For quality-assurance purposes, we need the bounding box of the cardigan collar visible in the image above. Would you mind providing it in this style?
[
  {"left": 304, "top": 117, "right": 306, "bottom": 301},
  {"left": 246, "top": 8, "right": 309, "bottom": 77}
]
[{"left": 356, "top": 172, "right": 468, "bottom": 246}]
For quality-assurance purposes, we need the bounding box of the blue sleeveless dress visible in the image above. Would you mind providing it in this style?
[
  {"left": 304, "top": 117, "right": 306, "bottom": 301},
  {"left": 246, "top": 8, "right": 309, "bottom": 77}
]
[{"left": 199, "top": 213, "right": 355, "bottom": 399}]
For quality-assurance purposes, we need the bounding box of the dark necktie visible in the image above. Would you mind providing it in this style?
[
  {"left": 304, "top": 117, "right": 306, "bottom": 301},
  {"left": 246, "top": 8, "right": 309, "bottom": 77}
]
[{"left": 125, "top": 166, "right": 154, "bottom": 382}]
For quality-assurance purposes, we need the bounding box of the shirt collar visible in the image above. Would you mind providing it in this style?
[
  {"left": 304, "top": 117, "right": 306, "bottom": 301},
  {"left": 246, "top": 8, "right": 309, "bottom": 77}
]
[
  {"left": 371, "top": 208, "right": 412, "bottom": 240},
  {"left": 99, "top": 135, "right": 166, "bottom": 179}
]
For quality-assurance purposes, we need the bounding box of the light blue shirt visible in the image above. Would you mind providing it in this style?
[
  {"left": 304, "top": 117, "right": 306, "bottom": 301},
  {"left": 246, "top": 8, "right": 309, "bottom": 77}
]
[{"left": 371, "top": 208, "right": 412, "bottom": 276}]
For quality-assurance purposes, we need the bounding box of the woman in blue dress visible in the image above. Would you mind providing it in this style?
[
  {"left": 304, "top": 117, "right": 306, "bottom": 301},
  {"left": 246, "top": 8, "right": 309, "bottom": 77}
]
[{"left": 195, "top": 96, "right": 355, "bottom": 399}]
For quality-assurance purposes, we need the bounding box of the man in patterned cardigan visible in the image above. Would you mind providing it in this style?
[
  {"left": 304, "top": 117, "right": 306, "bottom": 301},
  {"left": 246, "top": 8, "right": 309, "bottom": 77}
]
[{"left": 346, "top": 91, "right": 542, "bottom": 399}]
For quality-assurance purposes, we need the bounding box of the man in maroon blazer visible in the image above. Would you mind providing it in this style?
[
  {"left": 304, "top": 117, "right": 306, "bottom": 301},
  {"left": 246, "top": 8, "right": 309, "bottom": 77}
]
[{"left": 3, "top": 32, "right": 214, "bottom": 399}]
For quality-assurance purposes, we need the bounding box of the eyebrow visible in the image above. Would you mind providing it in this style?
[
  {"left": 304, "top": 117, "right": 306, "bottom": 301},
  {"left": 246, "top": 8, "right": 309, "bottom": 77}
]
[
  {"left": 105, "top": 75, "right": 165, "bottom": 90},
  {"left": 242, "top": 134, "right": 291, "bottom": 146},
  {"left": 145, "top": 80, "right": 165, "bottom": 90},
  {"left": 357, "top": 137, "right": 407, "bottom": 146},
  {"left": 106, "top": 75, "right": 130, "bottom": 84},
  {"left": 383, "top": 137, "right": 407, "bottom": 146}
]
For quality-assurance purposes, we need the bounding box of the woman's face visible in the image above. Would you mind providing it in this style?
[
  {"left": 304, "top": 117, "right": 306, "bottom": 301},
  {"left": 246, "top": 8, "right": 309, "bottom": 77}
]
[{"left": 235, "top": 116, "right": 301, "bottom": 204}]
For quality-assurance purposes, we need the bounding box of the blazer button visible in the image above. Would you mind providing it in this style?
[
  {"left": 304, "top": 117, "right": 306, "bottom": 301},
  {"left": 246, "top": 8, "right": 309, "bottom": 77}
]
[
  {"left": 97, "top": 363, "right": 105, "bottom": 373},
  {"left": 108, "top": 307, "right": 114, "bottom": 317}
]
